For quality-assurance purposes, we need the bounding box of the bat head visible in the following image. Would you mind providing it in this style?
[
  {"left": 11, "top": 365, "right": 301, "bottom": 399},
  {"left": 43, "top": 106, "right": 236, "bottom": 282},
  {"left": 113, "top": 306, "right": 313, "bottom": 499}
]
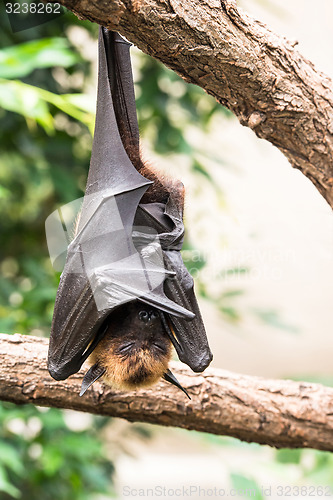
[
  {"left": 87, "top": 301, "right": 172, "bottom": 390},
  {"left": 80, "top": 301, "right": 191, "bottom": 398}
]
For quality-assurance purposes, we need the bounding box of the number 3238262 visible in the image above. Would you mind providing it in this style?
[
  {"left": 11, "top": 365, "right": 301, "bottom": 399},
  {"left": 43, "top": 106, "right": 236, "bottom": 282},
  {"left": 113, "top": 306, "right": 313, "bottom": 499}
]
[{"left": 5, "top": 3, "right": 61, "bottom": 14}]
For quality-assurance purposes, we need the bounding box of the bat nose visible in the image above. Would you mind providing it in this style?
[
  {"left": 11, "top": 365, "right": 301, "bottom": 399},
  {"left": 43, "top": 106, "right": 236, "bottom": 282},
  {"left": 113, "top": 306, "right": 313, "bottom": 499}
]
[{"left": 139, "top": 309, "right": 160, "bottom": 323}]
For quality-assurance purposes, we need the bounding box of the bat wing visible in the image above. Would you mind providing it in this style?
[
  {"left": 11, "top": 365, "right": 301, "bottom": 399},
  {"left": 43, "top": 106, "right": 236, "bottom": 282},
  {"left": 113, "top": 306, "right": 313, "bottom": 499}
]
[
  {"left": 134, "top": 198, "right": 213, "bottom": 372},
  {"left": 101, "top": 29, "right": 140, "bottom": 158},
  {"left": 48, "top": 28, "right": 193, "bottom": 381},
  {"left": 102, "top": 28, "right": 213, "bottom": 372}
]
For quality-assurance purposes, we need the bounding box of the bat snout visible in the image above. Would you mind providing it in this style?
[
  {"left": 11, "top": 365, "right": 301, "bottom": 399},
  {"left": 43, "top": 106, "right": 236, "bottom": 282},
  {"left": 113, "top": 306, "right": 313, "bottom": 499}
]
[{"left": 138, "top": 308, "right": 160, "bottom": 324}]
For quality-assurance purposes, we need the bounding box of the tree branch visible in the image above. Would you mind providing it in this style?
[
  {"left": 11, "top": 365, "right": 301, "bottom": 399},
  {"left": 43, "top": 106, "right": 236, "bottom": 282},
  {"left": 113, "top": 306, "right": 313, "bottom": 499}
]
[
  {"left": 51, "top": 0, "right": 333, "bottom": 209},
  {"left": 2, "top": 333, "right": 333, "bottom": 451}
]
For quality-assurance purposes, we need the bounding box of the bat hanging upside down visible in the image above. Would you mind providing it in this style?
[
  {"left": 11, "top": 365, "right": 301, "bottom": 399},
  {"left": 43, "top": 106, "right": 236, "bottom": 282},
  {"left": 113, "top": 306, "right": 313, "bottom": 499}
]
[{"left": 47, "top": 28, "right": 212, "bottom": 399}]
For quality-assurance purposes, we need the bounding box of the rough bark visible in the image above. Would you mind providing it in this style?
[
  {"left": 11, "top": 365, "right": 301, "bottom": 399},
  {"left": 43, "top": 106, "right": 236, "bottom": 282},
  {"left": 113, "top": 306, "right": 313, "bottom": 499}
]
[
  {"left": 51, "top": 0, "right": 333, "bottom": 209},
  {"left": 2, "top": 333, "right": 333, "bottom": 451}
]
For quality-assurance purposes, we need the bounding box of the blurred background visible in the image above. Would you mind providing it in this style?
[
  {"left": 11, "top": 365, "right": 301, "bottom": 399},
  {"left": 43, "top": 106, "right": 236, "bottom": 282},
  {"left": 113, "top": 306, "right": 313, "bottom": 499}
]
[{"left": 0, "top": 0, "right": 333, "bottom": 498}]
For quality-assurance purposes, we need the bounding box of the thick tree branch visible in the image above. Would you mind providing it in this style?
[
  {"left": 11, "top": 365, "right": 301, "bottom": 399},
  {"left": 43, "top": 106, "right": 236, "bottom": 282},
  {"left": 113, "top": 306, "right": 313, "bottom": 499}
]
[
  {"left": 2, "top": 333, "right": 333, "bottom": 451},
  {"left": 52, "top": 0, "right": 333, "bottom": 208}
]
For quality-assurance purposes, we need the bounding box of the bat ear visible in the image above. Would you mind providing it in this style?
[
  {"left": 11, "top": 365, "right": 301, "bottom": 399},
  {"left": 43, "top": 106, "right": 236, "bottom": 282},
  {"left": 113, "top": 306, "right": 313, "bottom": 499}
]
[
  {"left": 80, "top": 363, "right": 106, "bottom": 396},
  {"left": 163, "top": 369, "right": 191, "bottom": 400}
]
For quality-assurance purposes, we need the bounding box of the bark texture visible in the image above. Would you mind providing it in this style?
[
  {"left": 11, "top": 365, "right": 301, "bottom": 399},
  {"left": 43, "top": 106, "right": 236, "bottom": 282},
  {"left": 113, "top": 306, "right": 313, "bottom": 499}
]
[
  {"left": 52, "top": 0, "right": 333, "bottom": 208},
  {"left": 2, "top": 333, "right": 333, "bottom": 451}
]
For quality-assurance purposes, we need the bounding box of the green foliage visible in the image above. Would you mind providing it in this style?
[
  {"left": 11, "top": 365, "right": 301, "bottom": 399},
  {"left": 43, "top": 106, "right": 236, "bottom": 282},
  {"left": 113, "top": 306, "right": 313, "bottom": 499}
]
[
  {"left": 273, "top": 448, "right": 333, "bottom": 490},
  {"left": 0, "top": 17, "right": 93, "bottom": 335},
  {"left": 136, "top": 55, "right": 227, "bottom": 154},
  {"left": 0, "top": 402, "right": 113, "bottom": 500},
  {"left": 0, "top": 78, "right": 94, "bottom": 134},
  {"left": 0, "top": 36, "right": 94, "bottom": 134},
  {"left": 0, "top": 38, "right": 81, "bottom": 79}
]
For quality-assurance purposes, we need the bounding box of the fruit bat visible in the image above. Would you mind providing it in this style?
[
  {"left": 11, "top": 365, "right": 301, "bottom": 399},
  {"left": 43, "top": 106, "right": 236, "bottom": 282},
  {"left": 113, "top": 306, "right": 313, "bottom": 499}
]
[{"left": 46, "top": 27, "right": 213, "bottom": 399}]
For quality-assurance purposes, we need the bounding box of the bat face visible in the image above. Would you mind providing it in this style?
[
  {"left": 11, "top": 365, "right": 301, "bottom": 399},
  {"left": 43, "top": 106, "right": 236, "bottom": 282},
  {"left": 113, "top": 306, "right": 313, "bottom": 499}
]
[{"left": 89, "top": 302, "right": 172, "bottom": 390}]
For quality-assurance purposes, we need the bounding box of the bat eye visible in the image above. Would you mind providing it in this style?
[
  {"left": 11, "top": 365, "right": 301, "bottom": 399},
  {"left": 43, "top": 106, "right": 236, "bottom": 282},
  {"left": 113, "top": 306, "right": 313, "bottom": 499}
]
[
  {"left": 139, "top": 310, "right": 149, "bottom": 322},
  {"left": 118, "top": 341, "right": 135, "bottom": 354},
  {"left": 151, "top": 311, "right": 159, "bottom": 319},
  {"left": 153, "top": 342, "right": 166, "bottom": 353}
]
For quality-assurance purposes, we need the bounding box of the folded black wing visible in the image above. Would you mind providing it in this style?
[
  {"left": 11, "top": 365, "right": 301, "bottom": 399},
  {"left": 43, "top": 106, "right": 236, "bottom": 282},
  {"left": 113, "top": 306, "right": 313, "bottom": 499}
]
[
  {"left": 134, "top": 199, "right": 213, "bottom": 372},
  {"left": 102, "top": 29, "right": 140, "bottom": 158}
]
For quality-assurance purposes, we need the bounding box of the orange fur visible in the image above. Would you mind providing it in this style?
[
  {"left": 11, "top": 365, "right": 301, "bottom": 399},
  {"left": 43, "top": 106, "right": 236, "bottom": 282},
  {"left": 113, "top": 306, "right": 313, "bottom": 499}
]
[{"left": 89, "top": 322, "right": 172, "bottom": 390}]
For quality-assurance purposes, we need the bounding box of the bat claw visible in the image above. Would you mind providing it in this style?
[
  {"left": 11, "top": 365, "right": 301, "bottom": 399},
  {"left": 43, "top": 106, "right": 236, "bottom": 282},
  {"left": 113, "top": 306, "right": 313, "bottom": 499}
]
[
  {"left": 80, "top": 363, "right": 106, "bottom": 396},
  {"left": 163, "top": 369, "right": 191, "bottom": 400}
]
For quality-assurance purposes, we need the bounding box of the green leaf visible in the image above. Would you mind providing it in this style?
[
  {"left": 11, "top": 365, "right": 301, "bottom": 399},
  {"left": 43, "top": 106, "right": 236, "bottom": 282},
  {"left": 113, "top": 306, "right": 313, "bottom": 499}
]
[
  {"left": 275, "top": 448, "right": 302, "bottom": 464},
  {"left": 0, "top": 79, "right": 94, "bottom": 134},
  {"left": 0, "top": 467, "right": 21, "bottom": 498},
  {"left": 221, "top": 289, "right": 245, "bottom": 299},
  {"left": 0, "top": 443, "right": 24, "bottom": 475},
  {"left": 0, "top": 79, "right": 53, "bottom": 133},
  {"left": 219, "top": 306, "right": 241, "bottom": 322},
  {"left": 0, "top": 38, "right": 80, "bottom": 79},
  {"left": 253, "top": 308, "right": 300, "bottom": 333},
  {"left": 40, "top": 447, "right": 65, "bottom": 476},
  {"left": 64, "top": 93, "right": 96, "bottom": 115},
  {"left": 192, "top": 160, "right": 213, "bottom": 182},
  {"left": 230, "top": 473, "right": 263, "bottom": 500},
  {"left": 0, "top": 185, "right": 10, "bottom": 199}
]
